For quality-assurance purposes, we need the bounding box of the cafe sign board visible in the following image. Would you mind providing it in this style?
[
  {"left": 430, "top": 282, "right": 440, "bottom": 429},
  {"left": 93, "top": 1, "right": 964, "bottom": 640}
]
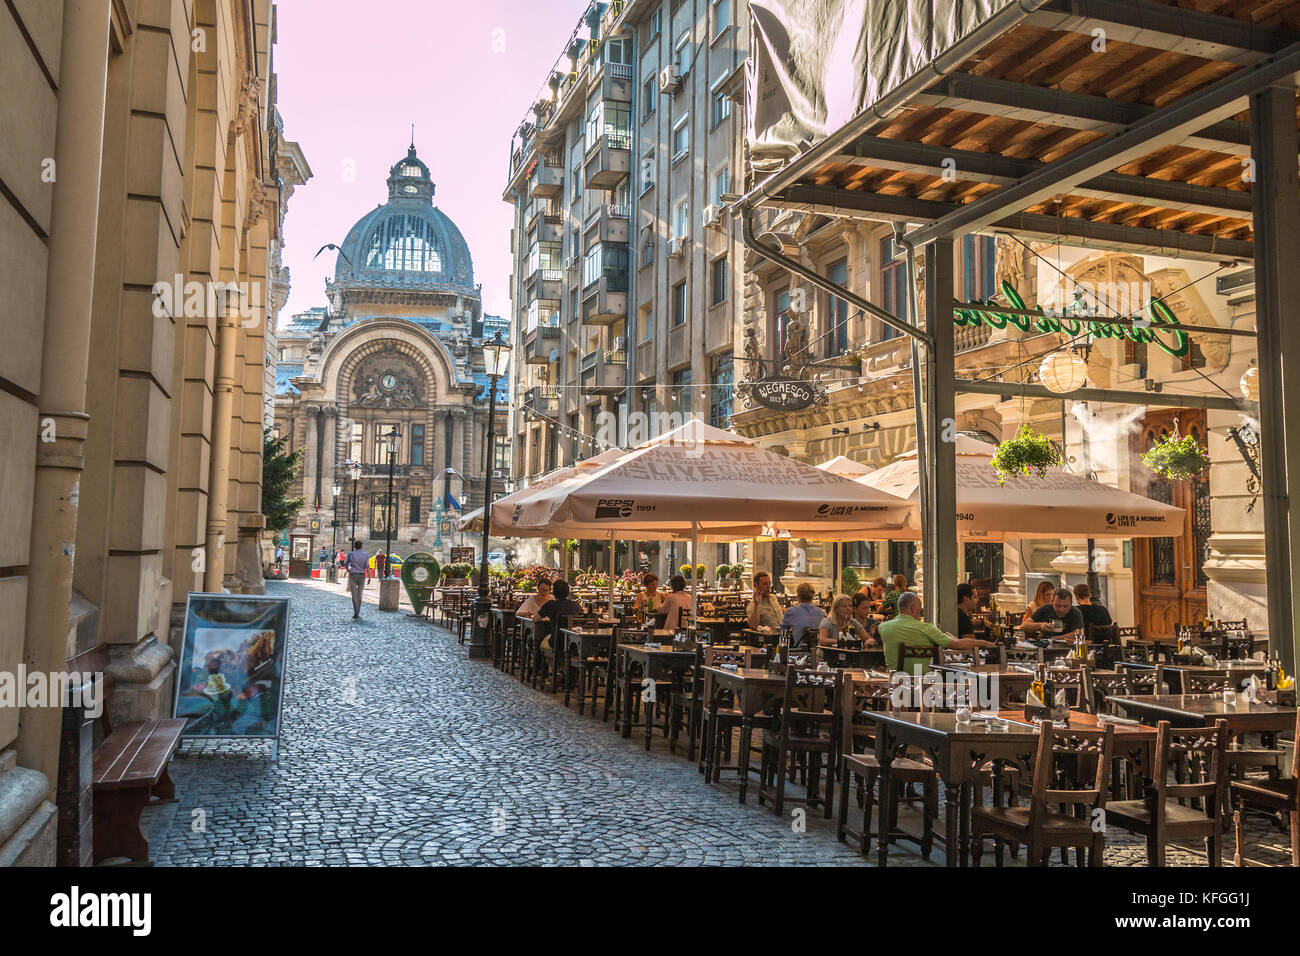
[
  {"left": 400, "top": 552, "right": 440, "bottom": 615},
  {"left": 751, "top": 378, "right": 820, "bottom": 411}
]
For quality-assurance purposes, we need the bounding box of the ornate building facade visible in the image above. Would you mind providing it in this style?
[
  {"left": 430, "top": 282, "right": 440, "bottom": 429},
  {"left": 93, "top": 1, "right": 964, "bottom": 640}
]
[
  {"left": 1, "top": 0, "right": 303, "bottom": 865},
  {"left": 274, "top": 146, "right": 503, "bottom": 560}
]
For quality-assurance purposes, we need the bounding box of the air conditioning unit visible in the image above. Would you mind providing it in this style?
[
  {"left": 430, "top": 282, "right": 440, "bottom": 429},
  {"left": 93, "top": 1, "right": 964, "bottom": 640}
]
[
  {"left": 563, "top": 256, "right": 577, "bottom": 271},
  {"left": 667, "top": 236, "right": 687, "bottom": 258},
  {"left": 702, "top": 204, "right": 723, "bottom": 229},
  {"left": 658, "top": 65, "right": 683, "bottom": 95}
]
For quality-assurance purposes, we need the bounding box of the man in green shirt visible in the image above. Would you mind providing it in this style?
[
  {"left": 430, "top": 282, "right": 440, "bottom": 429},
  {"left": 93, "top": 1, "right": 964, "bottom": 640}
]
[{"left": 878, "top": 592, "right": 996, "bottom": 674}]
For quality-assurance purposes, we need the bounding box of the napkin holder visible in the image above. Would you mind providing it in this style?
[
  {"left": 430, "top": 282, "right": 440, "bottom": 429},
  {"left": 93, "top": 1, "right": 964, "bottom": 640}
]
[
  {"left": 1277, "top": 686, "right": 1297, "bottom": 708},
  {"left": 1023, "top": 696, "right": 1051, "bottom": 721}
]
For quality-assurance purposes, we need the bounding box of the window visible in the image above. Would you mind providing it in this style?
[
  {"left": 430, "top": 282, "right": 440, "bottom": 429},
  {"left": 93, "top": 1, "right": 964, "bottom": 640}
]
[
  {"left": 671, "top": 116, "right": 690, "bottom": 162},
  {"left": 648, "top": 8, "right": 661, "bottom": 40},
  {"left": 373, "top": 424, "right": 401, "bottom": 466},
  {"left": 640, "top": 231, "right": 655, "bottom": 269},
  {"left": 409, "top": 494, "right": 422, "bottom": 524},
  {"left": 880, "top": 238, "right": 908, "bottom": 341},
  {"left": 638, "top": 303, "right": 653, "bottom": 343},
  {"left": 672, "top": 281, "right": 687, "bottom": 327},
  {"left": 587, "top": 101, "right": 631, "bottom": 149},
  {"left": 773, "top": 287, "right": 792, "bottom": 360},
  {"left": 640, "top": 148, "right": 655, "bottom": 192},
  {"left": 961, "top": 234, "right": 997, "bottom": 300},
  {"left": 350, "top": 422, "right": 363, "bottom": 463},
  {"left": 711, "top": 353, "right": 733, "bottom": 430},
  {"left": 410, "top": 423, "right": 425, "bottom": 466},
  {"left": 569, "top": 413, "right": 580, "bottom": 460},
  {"left": 570, "top": 142, "right": 583, "bottom": 202},
  {"left": 674, "top": 30, "right": 691, "bottom": 71},
  {"left": 582, "top": 242, "right": 630, "bottom": 290},
  {"left": 604, "top": 37, "right": 630, "bottom": 66},
  {"left": 710, "top": 85, "right": 731, "bottom": 128},
  {"left": 642, "top": 76, "right": 656, "bottom": 117},
  {"left": 711, "top": 256, "right": 728, "bottom": 305},
  {"left": 845, "top": 542, "right": 876, "bottom": 568},
  {"left": 672, "top": 367, "right": 692, "bottom": 412},
  {"left": 673, "top": 198, "right": 689, "bottom": 238},
  {"left": 825, "top": 258, "right": 849, "bottom": 357},
  {"left": 710, "top": 166, "right": 730, "bottom": 206},
  {"left": 712, "top": 0, "right": 731, "bottom": 39}
]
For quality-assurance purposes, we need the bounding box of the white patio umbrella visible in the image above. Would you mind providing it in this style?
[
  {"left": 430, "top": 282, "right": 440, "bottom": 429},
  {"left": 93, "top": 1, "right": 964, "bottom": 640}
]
[
  {"left": 857, "top": 437, "right": 1185, "bottom": 540},
  {"left": 511, "top": 419, "right": 911, "bottom": 617},
  {"left": 816, "top": 455, "right": 875, "bottom": 478}
]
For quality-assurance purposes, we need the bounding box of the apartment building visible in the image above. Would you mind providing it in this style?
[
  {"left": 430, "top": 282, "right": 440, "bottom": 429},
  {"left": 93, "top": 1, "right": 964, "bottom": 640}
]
[{"left": 503, "top": 0, "right": 748, "bottom": 526}]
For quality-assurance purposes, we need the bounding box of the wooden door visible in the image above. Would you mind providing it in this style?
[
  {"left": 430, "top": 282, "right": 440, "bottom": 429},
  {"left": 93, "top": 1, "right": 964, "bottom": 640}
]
[{"left": 1131, "top": 410, "right": 1209, "bottom": 639}]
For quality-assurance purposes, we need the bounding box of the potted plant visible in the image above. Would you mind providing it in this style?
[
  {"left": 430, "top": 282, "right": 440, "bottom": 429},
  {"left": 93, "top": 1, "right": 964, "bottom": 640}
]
[
  {"left": 1142, "top": 433, "right": 1210, "bottom": 481},
  {"left": 990, "top": 424, "right": 1063, "bottom": 484},
  {"left": 840, "top": 566, "right": 861, "bottom": 596},
  {"left": 679, "top": 563, "right": 694, "bottom": 579},
  {"left": 544, "top": 538, "right": 561, "bottom": 555},
  {"left": 695, "top": 563, "right": 706, "bottom": 582}
]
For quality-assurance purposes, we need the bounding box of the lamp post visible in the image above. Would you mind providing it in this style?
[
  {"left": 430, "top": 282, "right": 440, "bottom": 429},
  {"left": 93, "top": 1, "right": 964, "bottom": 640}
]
[
  {"left": 348, "top": 460, "right": 361, "bottom": 544},
  {"left": 469, "top": 331, "right": 511, "bottom": 660},
  {"left": 382, "top": 425, "right": 401, "bottom": 578},
  {"left": 330, "top": 478, "right": 342, "bottom": 561}
]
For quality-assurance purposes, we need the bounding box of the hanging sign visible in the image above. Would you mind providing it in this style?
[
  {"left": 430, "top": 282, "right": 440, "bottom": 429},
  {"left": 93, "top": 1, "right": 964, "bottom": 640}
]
[
  {"left": 751, "top": 378, "right": 819, "bottom": 411},
  {"left": 400, "top": 552, "right": 441, "bottom": 614}
]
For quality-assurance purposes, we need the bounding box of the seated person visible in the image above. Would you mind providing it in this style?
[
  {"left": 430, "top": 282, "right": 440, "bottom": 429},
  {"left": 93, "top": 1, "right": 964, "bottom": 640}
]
[
  {"left": 819, "top": 593, "right": 875, "bottom": 648},
  {"left": 632, "top": 573, "right": 664, "bottom": 620},
  {"left": 880, "top": 574, "right": 911, "bottom": 618},
  {"left": 515, "top": 579, "right": 552, "bottom": 620},
  {"left": 1073, "top": 582, "right": 1113, "bottom": 637},
  {"left": 1021, "top": 580, "right": 1056, "bottom": 628},
  {"left": 746, "top": 571, "right": 784, "bottom": 630},
  {"left": 877, "top": 592, "right": 995, "bottom": 675},
  {"left": 536, "top": 579, "right": 585, "bottom": 650},
  {"left": 858, "top": 576, "right": 887, "bottom": 605},
  {"left": 851, "top": 592, "right": 881, "bottom": 641},
  {"left": 956, "top": 582, "right": 978, "bottom": 639},
  {"left": 781, "top": 582, "right": 826, "bottom": 647},
  {"left": 1022, "top": 587, "right": 1085, "bottom": 641},
  {"left": 659, "top": 574, "right": 693, "bottom": 632},
  {"left": 972, "top": 578, "right": 993, "bottom": 610}
]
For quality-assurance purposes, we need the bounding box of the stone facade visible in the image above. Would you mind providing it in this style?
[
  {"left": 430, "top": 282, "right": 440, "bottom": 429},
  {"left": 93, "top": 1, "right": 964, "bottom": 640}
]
[
  {"left": 0, "top": 0, "right": 303, "bottom": 866},
  {"left": 274, "top": 146, "right": 504, "bottom": 562}
]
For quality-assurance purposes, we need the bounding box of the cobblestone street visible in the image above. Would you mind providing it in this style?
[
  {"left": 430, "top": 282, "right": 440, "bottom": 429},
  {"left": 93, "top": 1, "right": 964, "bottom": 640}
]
[{"left": 142, "top": 580, "right": 1292, "bottom": 867}]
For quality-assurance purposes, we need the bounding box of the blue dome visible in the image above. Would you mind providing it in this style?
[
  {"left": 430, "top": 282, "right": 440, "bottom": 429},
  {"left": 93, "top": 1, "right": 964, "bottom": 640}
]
[{"left": 333, "top": 146, "right": 475, "bottom": 295}]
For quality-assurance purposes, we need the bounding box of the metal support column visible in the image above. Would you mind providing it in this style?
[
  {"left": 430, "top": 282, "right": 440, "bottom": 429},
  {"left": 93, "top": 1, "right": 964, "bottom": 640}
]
[
  {"left": 1250, "top": 84, "right": 1300, "bottom": 674},
  {"left": 925, "top": 239, "right": 958, "bottom": 635}
]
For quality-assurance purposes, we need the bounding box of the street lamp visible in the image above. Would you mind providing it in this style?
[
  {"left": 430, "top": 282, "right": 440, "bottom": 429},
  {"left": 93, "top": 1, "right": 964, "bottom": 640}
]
[
  {"left": 382, "top": 425, "right": 401, "bottom": 578},
  {"left": 469, "top": 331, "right": 512, "bottom": 660},
  {"left": 348, "top": 460, "right": 361, "bottom": 544},
  {"left": 330, "top": 478, "right": 342, "bottom": 563}
]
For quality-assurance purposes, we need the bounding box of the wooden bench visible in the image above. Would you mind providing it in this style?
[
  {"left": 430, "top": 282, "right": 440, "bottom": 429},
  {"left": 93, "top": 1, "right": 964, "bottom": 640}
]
[{"left": 70, "top": 646, "right": 186, "bottom": 865}]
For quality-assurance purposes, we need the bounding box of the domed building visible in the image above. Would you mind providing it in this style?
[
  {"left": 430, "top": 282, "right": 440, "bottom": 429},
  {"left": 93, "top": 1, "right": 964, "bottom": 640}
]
[{"left": 273, "top": 143, "right": 507, "bottom": 567}]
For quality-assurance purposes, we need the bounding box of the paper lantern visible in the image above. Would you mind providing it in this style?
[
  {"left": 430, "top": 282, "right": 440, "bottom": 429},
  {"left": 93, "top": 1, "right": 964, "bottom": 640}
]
[
  {"left": 1240, "top": 364, "right": 1259, "bottom": 401},
  {"left": 1038, "top": 350, "right": 1089, "bottom": 394}
]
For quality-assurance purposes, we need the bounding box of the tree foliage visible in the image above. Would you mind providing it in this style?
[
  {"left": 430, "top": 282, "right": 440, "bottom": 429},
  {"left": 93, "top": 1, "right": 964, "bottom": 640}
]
[{"left": 262, "top": 428, "right": 305, "bottom": 533}]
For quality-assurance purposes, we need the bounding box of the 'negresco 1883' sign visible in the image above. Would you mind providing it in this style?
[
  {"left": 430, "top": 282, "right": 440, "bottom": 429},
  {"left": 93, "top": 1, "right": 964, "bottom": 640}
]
[
  {"left": 955, "top": 280, "right": 1190, "bottom": 357},
  {"left": 752, "top": 378, "right": 818, "bottom": 411}
]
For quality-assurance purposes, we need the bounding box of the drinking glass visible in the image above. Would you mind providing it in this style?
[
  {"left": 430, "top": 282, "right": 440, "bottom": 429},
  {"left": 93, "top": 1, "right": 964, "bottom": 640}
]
[{"left": 1222, "top": 688, "right": 1237, "bottom": 706}]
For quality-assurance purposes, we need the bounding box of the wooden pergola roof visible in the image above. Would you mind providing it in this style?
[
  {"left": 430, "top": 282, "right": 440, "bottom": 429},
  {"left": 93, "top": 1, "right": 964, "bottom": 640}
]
[{"left": 756, "top": 0, "right": 1300, "bottom": 261}]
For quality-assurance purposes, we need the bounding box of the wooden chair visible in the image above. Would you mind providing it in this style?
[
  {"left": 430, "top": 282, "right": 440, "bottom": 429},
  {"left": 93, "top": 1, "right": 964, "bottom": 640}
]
[
  {"left": 971, "top": 722, "right": 1115, "bottom": 867},
  {"left": 670, "top": 645, "right": 765, "bottom": 760},
  {"left": 1094, "top": 665, "right": 1163, "bottom": 715},
  {"left": 836, "top": 679, "right": 938, "bottom": 859},
  {"left": 1043, "top": 665, "right": 1091, "bottom": 712},
  {"left": 937, "top": 646, "right": 978, "bottom": 667},
  {"left": 896, "top": 643, "right": 937, "bottom": 675},
  {"left": 1107, "top": 719, "right": 1229, "bottom": 866},
  {"left": 1181, "top": 671, "right": 1287, "bottom": 780},
  {"left": 1184, "top": 671, "right": 1237, "bottom": 695},
  {"left": 1231, "top": 706, "right": 1300, "bottom": 866},
  {"left": 758, "top": 667, "right": 841, "bottom": 818}
]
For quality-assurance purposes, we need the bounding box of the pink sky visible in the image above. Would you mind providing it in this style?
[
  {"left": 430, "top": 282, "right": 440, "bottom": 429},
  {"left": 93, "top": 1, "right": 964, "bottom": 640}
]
[{"left": 274, "top": 0, "right": 592, "bottom": 324}]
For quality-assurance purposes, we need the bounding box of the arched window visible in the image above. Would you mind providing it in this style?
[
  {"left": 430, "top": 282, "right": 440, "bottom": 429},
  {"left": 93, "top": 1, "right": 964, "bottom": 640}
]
[{"left": 363, "top": 215, "right": 443, "bottom": 273}]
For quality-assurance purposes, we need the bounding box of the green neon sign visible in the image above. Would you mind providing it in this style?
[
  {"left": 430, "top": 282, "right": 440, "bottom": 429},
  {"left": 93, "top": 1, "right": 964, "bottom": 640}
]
[{"left": 954, "top": 280, "right": 1190, "bottom": 358}]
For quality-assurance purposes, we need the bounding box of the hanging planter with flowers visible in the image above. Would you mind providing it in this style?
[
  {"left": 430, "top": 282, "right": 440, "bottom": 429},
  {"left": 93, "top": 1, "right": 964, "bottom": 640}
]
[
  {"left": 990, "top": 424, "right": 1063, "bottom": 484},
  {"left": 1142, "top": 433, "right": 1210, "bottom": 481}
]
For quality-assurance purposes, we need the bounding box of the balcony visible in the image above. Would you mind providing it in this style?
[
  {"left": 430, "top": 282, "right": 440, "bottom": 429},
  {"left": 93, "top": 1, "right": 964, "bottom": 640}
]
[
  {"left": 537, "top": 213, "right": 563, "bottom": 244},
  {"left": 581, "top": 272, "right": 628, "bottom": 326},
  {"left": 584, "top": 132, "right": 631, "bottom": 189},
  {"left": 525, "top": 266, "right": 563, "bottom": 302},
  {"left": 361, "top": 463, "right": 412, "bottom": 478},
  {"left": 529, "top": 162, "right": 563, "bottom": 200},
  {"left": 587, "top": 202, "right": 629, "bottom": 244},
  {"left": 595, "top": 62, "right": 633, "bottom": 102},
  {"left": 523, "top": 324, "right": 560, "bottom": 365},
  {"left": 522, "top": 385, "right": 559, "bottom": 416},
  {"left": 581, "top": 348, "right": 628, "bottom": 396}
]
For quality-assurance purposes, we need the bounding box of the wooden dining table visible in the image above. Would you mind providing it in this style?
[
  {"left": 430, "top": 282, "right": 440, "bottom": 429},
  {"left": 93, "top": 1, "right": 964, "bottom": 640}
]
[
  {"left": 560, "top": 627, "right": 615, "bottom": 716},
  {"left": 1122, "top": 661, "right": 1267, "bottom": 693},
  {"left": 1107, "top": 693, "right": 1297, "bottom": 736},
  {"left": 490, "top": 606, "right": 516, "bottom": 669},
  {"left": 930, "top": 663, "right": 1036, "bottom": 708},
  {"left": 616, "top": 640, "right": 692, "bottom": 749}
]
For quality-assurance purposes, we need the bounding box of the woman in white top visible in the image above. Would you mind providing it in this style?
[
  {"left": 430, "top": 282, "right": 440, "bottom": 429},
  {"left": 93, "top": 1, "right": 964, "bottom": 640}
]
[
  {"left": 632, "top": 573, "right": 664, "bottom": 620},
  {"left": 818, "top": 593, "right": 873, "bottom": 648},
  {"left": 515, "top": 579, "right": 552, "bottom": 620},
  {"left": 659, "top": 574, "right": 693, "bottom": 631}
]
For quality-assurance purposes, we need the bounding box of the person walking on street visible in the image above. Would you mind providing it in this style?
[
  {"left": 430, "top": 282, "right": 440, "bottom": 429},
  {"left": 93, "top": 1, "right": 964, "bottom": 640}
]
[{"left": 346, "top": 539, "right": 369, "bottom": 619}]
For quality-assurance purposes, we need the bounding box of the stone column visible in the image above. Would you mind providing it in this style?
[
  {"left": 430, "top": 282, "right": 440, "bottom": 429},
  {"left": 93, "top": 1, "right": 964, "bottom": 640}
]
[{"left": 19, "top": 0, "right": 111, "bottom": 801}]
